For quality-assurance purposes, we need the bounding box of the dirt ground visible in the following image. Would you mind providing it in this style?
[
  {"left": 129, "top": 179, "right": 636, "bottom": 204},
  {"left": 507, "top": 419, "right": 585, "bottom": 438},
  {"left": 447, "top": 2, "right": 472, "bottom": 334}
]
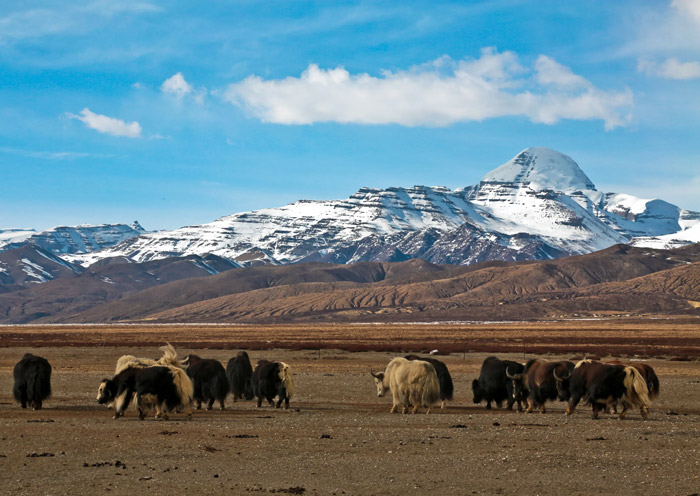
[{"left": 1, "top": 322, "right": 700, "bottom": 495}]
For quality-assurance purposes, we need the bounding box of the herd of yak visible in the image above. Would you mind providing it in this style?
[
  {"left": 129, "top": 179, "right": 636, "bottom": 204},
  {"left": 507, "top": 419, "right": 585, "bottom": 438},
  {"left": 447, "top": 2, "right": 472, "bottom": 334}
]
[{"left": 10, "top": 346, "right": 659, "bottom": 421}]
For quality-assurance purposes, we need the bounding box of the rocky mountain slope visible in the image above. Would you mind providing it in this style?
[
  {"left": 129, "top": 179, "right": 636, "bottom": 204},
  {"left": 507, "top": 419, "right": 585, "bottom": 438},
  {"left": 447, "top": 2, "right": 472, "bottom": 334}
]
[
  {"left": 3, "top": 243, "right": 695, "bottom": 324},
  {"left": 60, "top": 148, "right": 700, "bottom": 268},
  {"left": 0, "top": 222, "right": 146, "bottom": 255}
]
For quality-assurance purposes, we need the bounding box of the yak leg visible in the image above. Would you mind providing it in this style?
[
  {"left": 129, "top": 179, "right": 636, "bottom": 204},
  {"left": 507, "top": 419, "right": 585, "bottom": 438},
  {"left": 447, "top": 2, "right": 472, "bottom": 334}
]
[
  {"left": 526, "top": 398, "right": 535, "bottom": 414},
  {"left": 495, "top": 400, "right": 503, "bottom": 409},
  {"left": 618, "top": 402, "right": 628, "bottom": 421},
  {"left": 441, "top": 400, "right": 446, "bottom": 410},
  {"left": 206, "top": 398, "right": 215, "bottom": 410},
  {"left": 136, "top": 394, "right": 147, "bottom": 420},
  {"left": 516, "top": 400, "right": 523, "bottom": 413},
  {"left": 182, "top": 400, "right": 192, "bottom": 420},
  {"left": 17, "top": 386, "right": 28, "bottom": 409},
  {"left": 32, "top": 399, "right": 42, "bottom": 410},
  {"left": 591, "top": 403, "right": 601, "bottom": 420},
  {"left": 485, "top": 400, "right": 492, "bottom": 409},
  {"left": 219, "top": 398, "right": 225, "bottom": 410}
]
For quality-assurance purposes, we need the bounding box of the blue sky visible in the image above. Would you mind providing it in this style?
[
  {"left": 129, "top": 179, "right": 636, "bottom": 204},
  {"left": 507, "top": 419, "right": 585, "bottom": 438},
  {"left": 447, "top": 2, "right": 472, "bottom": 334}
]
[{"left": 1, "top": 0, "right": 699, "bottom": 231}]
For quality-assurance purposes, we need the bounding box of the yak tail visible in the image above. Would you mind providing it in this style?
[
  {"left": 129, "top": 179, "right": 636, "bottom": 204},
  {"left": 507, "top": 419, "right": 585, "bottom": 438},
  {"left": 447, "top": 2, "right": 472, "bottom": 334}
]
[
  {"left": 169, "top": 367, "right": 194, "bottom": 407},
  {"left": 441, "top": 370, "right": 454, "bottom": 401},
  {"left": 28, "top": 366, "right": 52, "bottom": 402},
  {"left": 278, "top": 362, "right": 294, "bottom": 399},
  {"left": 646, "top": 367, "right": 660, "bottom": 400},
  {"left": 158, "top": 343, "right": 184, "bottom": 369},
  {"left": 622, "top": 366, "right": 650, "bottom": 410},
  {"left": 422, "top": 367, "right": 441, "bottom": 408}
]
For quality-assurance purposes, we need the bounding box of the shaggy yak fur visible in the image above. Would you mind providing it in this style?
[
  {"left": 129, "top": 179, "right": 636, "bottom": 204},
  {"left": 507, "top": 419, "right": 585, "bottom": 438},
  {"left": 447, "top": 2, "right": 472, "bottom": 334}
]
[
  {"left": 507, "top": 358, "right": 574, "bottom": 414},
  {"left": 251, "top": 360, "right": 294, "bottom": 409},
  {"left": 13, "top": 353, "right": 52, "bottom": 410},
  {"left": 97, "top": 365, "right": 194, "bottom": 420},
  {"left": 472, "top": 356, "right": 528, "bottom": 412},
  {"left": 182, "top": 354, "right": 229, "bottom": 410},
  {"left": 114, "top": 343, "right": 184, "bottom": 375},
  {"left": 405, "top": 355, "right": 454, "bottom": 409},
  {"left": 371, "top": 357, "right": 440, "bottom": 414},
  {"left": 555, "top": 360, "right": 650, "bottom": 420},
  {"left": 226, "top": 351, "right": 254, "bottom": 402}
]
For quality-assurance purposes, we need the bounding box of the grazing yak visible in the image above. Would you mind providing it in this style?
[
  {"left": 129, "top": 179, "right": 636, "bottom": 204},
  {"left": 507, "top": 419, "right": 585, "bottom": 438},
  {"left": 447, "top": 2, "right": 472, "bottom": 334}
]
[
  {"left": 506, "top": 359, "right": 574, "bottom": 413},
  {"left": 371, "top": 357, "right": 440, "bottom": 414},
  {"left": 114, "top": 343, "right": 184, "bottom": 374},
  {"left": 13, "top": 353, "right": 52, "bottom": 410},
  {"left": 97, "top": 365, "right": 194, "bottom": 420},
  {"left": 182, "top": 354, "right": 229, "bottom": 410},
  {"left": 472, "top": 356, "right": 528, "bottom": 411},
  {"left": 554, "top": 359, "right": 650, "bottom": 420},
  {"left": 251, "top": 360, "right": 295, "bottom": 409},
  {"left": 226, "top": 351, "right": 254, "bottom": 402},
  {"left": 405, "top": 355, "right": 454, "bottom": 409},
  {"left": 607, "top": 360, "right": 660, "bottom": 400}
]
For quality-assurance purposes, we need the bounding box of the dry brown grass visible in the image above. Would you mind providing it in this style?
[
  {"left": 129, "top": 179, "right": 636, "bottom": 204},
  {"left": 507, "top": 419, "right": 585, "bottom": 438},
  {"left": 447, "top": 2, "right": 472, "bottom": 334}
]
[{"left": 2, "top": 315, "right": 699, "bottom": 359}]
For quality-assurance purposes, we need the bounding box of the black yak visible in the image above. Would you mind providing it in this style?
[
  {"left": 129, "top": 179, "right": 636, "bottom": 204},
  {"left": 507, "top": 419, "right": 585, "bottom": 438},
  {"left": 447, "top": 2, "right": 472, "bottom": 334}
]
[
  {"left": 13, "top": 353, "right": 52, "bottom": 410},
  {"left": 226, "top": 351, "right": 254, "bottom": 401},
  {"left": 251, "top": 360, "right": 294, "bottom": 409},
  {"left": 182, "top": 354, "right": 229, "bottom": 410}
]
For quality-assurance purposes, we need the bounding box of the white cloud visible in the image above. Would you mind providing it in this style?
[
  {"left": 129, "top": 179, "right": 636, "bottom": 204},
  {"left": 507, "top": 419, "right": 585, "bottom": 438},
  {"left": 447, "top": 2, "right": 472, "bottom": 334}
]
[
  {"left": 161, "top": 72, "right": 193, "bottom": 97},
  {"left": 67, "top": 108, "right": 142, "bottom": 138},
  {"left": 225, "top": 49, "right": 632, "bottom": 130},
  {"left": 638, "top": 57, "right": 700, "bottom": 80},
  {"left": 672, "top": 0, "right": 700, "bottom": 25},
  {"left": 534, "top": 55, "right": 591, "bottom": 89},
  {"left": 0, "top": 2, "right": 160, "bottom": 42}
]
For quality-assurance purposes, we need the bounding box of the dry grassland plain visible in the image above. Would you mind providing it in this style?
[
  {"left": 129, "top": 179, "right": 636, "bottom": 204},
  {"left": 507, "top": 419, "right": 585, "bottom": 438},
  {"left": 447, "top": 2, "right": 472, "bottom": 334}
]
[{"left": 0, "top": 318, "right": 699, "bottom": 495}]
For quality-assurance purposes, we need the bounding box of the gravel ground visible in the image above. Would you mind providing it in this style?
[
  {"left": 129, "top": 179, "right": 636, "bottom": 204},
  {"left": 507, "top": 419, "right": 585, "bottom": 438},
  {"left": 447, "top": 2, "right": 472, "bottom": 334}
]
[{"left": 1, "top": 347, "right": 699, "bottom": 496}]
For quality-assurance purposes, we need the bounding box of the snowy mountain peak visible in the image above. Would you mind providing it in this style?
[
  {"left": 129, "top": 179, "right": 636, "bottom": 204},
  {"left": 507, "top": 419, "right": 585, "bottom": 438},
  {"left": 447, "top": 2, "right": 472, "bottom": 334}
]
[{"left": 481, "top": 147, "right": 596, "bottom": 193}]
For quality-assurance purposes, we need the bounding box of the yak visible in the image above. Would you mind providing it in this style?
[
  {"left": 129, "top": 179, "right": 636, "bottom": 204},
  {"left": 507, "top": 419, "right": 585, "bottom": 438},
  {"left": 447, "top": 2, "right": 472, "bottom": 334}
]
[
  {"left": 226, "top": 351, "right": 254, "bottom": 402},
  {"left": 472, "top": 356, "right": 527, "bottom": 411},
  {"left": 251, "top": 360, "right": 295, "bottom": 409},
  {"left": 13, "top": 353, "right": 52, "bottom": 410},
  {"left": 405, "top": 355, "right": 454, "bottom": 409},
  {"left": 371, "top": 357, "right": 440, "bottom": 414},
  {"left": 182, "top": 354, "right": 229, "bottom": 410},
  {"left": 506, "top": 359, "right": 574, "bottom": 414},
  {"left": 97, "top": 365, "right": 193, "bottom": 420},
  {"left": 114, "top": 343, "right": 184, "bottom": 375},
  {"left": 554, "top": 359, "right": 650, "bottom": 420},
  {"left": 607, "top": 360, "right": 660, "bottom": 400}
]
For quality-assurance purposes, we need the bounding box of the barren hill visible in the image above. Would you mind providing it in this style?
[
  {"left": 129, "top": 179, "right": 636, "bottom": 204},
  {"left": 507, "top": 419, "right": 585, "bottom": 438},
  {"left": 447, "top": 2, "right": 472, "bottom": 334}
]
[{"left": 30, "top": 243, "right": 700, "bottom": 324}]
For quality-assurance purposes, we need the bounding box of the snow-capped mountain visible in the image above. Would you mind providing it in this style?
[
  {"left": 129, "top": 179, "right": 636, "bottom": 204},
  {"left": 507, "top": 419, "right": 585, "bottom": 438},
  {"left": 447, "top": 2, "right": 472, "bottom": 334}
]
[
  {"left": 58, "top": 148, "right": 698, "bottom": 268},
  {"left": 0, "top": 222, "right": 147, "bottom": 256}
]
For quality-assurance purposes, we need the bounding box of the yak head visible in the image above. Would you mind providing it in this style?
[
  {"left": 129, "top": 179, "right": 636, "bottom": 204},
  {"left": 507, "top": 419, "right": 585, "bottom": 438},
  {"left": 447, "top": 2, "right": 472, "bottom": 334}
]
[
  {"left": 471, "top": 379, "right": 483, "bottom": 404},
  {"left": 553, "top": 367, "right": 572, "bottom": 401},
  {"left": 243, "top": 379, "right": 255, "bottom": 401},
  {"left": 505, "top": 367, "right": 526, "bottom": 401},
  {"left": 96, "top": 379, "right": 117, "bottom": 404},
  {"left": 370, "top": 369, "right": 387, "bottom": 397}
]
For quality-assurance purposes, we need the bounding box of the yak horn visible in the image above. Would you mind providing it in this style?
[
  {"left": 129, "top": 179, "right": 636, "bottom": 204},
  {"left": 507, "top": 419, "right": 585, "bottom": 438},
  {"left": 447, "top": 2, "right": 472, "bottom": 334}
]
[
  {"left": 370, "top": 368, "right": 380, "bottom": 379},
  {"left": 553, "top": 369, "right": 570, "bottom": 381},
  {"left": 505, "top": 367, "right": 522, "bottom": 380}
]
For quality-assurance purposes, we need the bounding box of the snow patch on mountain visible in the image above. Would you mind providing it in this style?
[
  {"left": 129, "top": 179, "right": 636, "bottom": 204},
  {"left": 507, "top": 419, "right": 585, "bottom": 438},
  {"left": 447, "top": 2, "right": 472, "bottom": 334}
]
[
  {"left": 0, "top": 222, "right": 147, "bottom": 255},
  {"left": 481, "top": 147, "right": 597, "bottom": 193},
  {"left": 17, "top": 148, "right": 699, "bottom": 269}
]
